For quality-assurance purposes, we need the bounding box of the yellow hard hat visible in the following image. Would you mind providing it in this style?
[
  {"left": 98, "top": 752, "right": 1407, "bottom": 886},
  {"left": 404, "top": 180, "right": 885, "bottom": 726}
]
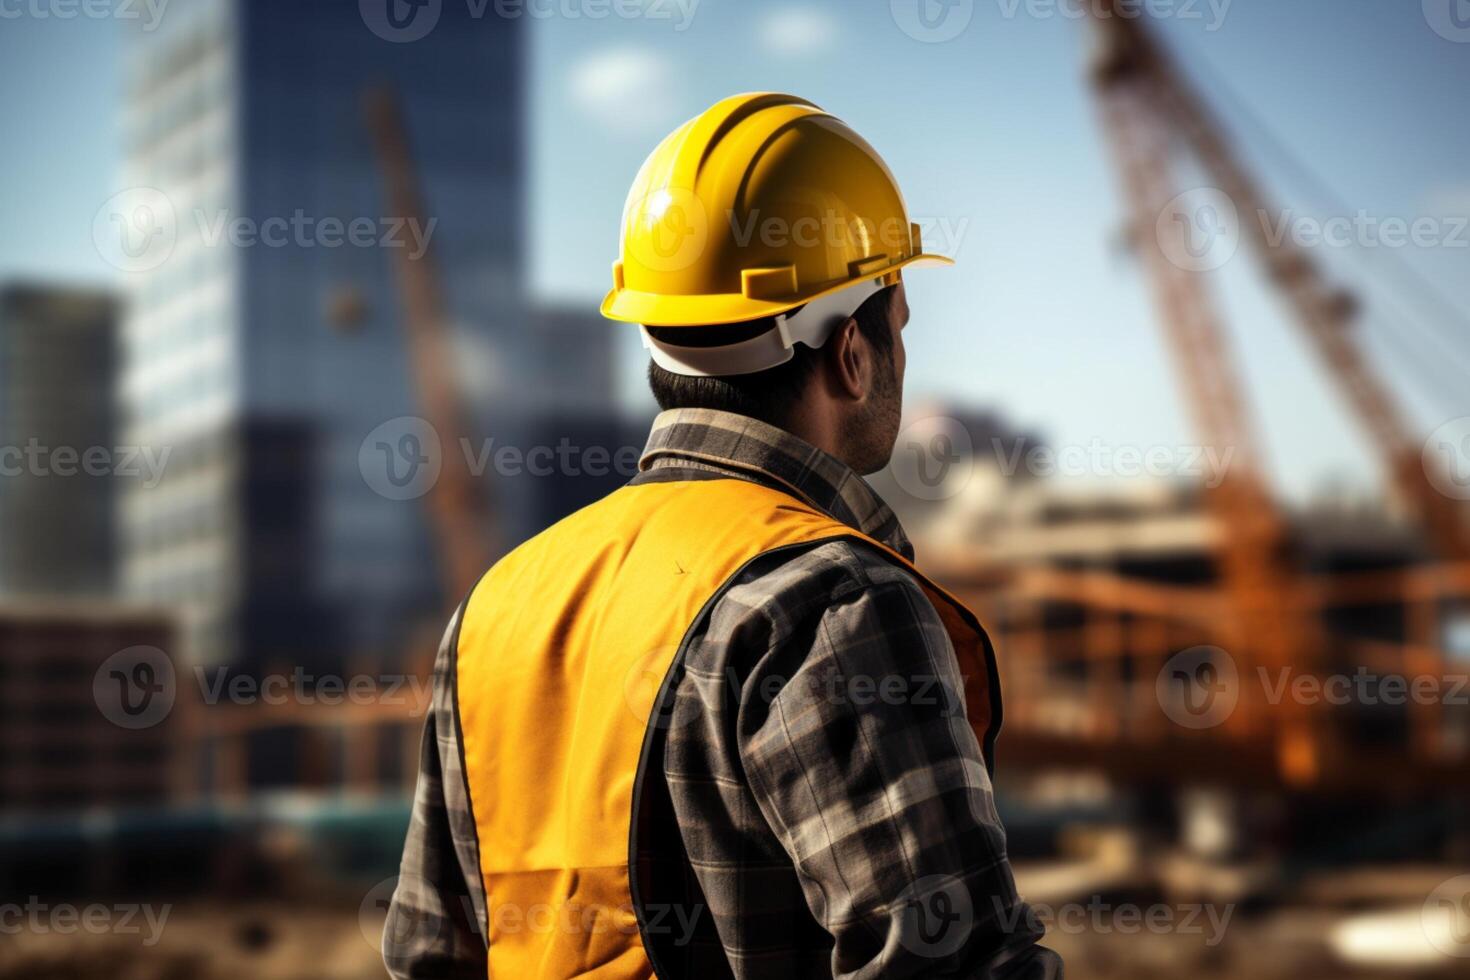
[{"left": 601, "top": 93, "right": 952, "bottom": 338}]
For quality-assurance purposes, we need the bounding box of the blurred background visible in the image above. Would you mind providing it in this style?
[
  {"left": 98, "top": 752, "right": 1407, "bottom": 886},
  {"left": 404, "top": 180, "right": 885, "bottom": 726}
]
[{"left": 2, "top": 0, "right": 1469, "bottom": 976}]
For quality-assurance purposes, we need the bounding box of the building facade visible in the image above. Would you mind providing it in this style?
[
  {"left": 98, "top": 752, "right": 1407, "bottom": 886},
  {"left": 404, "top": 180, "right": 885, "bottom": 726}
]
[
  {"left": 0, "top": 283, "right": 119, "bottom": 597},
  {"left": 0, "top": 602, "right": 179, "bottom": 812},
  {"left": 117, "top": 0, "right": 534, "bottom": 668}
]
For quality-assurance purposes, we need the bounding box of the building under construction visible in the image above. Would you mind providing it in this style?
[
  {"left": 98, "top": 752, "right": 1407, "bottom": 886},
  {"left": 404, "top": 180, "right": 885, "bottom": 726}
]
[{"left": 879, "top": 4, "right": 1470, "bottom": 899}]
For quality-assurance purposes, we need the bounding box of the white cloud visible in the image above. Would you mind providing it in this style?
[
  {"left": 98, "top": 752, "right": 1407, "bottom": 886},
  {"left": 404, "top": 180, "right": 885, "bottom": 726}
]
[
  {"left": 567, "top": 49, "right": 676, "bottom": 134},
  {"left": 758, "top": 6, "right": 838, "bottom": 56}
]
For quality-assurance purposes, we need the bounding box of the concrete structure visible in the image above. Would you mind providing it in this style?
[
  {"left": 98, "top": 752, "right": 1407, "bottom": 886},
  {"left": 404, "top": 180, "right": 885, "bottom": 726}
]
[
  {"left": 0, "top": 601, "right": 180, "bottom": 812},
  {"left": 910, "top": 436, "right": 1470, "bottom": 794},
  {"left": 0, "top": 283, "right": 119, "bottom": 597}
]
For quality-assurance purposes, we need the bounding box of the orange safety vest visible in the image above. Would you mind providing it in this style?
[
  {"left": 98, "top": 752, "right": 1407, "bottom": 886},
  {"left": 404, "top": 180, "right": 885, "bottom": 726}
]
[{"left": 455, "top": 475, "right": 1001, "bottom": 978}]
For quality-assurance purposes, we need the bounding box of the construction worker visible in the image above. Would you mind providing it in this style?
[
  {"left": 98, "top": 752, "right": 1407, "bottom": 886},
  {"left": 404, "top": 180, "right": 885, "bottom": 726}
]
[{"left": 385, "top": 93, "right": 1062, "bottom": 979}]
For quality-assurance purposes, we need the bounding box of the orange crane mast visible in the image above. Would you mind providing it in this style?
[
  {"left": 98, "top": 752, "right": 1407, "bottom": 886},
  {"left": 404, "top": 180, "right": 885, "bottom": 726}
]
[
  {"left": 1083, "top": 3, "right": 1469, "bottom": 782},
  {"left": 1086, "top": 2, "right": 1470, "bottom": 563},
  {"left": 363, "top": 87, "right": 497, "bottom": 602}
]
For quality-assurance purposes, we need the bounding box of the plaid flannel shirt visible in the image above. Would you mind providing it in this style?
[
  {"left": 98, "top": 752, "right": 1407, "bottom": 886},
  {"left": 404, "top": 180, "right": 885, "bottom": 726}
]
[{"left": 385, "top": 408, "right": 1061, "bottom": 979}]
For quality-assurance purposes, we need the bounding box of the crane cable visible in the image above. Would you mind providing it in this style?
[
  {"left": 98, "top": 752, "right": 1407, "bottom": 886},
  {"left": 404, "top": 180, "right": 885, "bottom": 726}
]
[{"left": 1170, "top": 34, "right": 1470, "bottom": 397}]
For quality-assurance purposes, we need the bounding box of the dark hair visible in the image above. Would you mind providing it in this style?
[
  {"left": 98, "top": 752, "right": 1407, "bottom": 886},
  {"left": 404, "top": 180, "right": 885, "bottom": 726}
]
[{"left": 646, "top": 285, "right": 896, "bottom": 430}]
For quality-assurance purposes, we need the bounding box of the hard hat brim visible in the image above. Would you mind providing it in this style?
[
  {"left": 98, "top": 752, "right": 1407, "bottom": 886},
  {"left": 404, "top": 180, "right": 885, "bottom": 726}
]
[{"left": 601, "top": 252, "right": 953, "bottom": 327}]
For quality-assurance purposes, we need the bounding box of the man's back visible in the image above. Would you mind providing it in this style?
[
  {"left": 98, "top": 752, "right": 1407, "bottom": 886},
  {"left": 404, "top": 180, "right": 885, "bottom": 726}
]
[
  {"left": 385, "top": 409, "right": 1058, "bottom": 978},
  {"left": 457, "top": 473, "right": 875, "bottom": 976}
]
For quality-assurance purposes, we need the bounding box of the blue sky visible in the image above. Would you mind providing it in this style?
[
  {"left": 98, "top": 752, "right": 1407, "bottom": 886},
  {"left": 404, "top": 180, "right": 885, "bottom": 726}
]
[{"left": 4, "top": 0, "right": 1468, "bottom": 501}]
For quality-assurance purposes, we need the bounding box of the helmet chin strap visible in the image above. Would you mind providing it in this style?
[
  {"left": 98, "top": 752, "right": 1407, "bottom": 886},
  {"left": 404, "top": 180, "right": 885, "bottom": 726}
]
[{"left": 640, "top": 278, "right": 884, "bottom": 378}]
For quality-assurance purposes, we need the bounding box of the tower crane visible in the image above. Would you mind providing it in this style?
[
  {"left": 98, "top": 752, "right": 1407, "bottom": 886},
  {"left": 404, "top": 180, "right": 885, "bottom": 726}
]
[{"left": 1083, "top": 1, "right": 1470, "bottom": 782}]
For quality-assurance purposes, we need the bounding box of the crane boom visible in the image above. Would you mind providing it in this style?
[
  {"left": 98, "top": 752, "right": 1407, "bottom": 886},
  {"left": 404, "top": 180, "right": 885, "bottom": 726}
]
[
  {"left": 1089, "top": 4, "right": 1470, "bottom": 561},
  {"left": 1087, "top": 8, "right": 1323, "bottom": 782},
  {"left": 364, "top": 87, "right": 496, "bottom": 600}
]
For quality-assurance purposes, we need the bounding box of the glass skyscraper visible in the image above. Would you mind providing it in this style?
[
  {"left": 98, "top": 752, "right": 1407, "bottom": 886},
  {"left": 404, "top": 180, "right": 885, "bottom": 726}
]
[{"left": 116, "top": 0, "right": 529, "bottom": 669}]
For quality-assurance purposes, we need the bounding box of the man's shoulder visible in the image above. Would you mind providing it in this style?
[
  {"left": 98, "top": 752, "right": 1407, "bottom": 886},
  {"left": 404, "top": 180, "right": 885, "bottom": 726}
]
[{"left": 707, "top": 535, "right": 940, "bottom": 643}]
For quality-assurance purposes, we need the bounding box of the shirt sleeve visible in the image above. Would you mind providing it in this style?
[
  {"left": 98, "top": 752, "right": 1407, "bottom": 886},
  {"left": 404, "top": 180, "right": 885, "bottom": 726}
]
[
  {"left": 383, "top": 605, "right": 490, "bottom": 979},
  {"left": 737, "top": 568, "right": 1064, "bottom": 979}
]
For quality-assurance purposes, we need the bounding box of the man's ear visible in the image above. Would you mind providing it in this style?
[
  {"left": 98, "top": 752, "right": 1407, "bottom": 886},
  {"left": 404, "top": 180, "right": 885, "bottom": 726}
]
[{"left": 825, "top": 317, "right": 867, "bottom": 401}]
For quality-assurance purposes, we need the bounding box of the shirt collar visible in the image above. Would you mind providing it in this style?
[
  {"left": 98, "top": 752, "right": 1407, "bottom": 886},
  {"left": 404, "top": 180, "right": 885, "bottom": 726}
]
[{"left": 638, "top": 408, "right": 914, "bottom": 560}]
